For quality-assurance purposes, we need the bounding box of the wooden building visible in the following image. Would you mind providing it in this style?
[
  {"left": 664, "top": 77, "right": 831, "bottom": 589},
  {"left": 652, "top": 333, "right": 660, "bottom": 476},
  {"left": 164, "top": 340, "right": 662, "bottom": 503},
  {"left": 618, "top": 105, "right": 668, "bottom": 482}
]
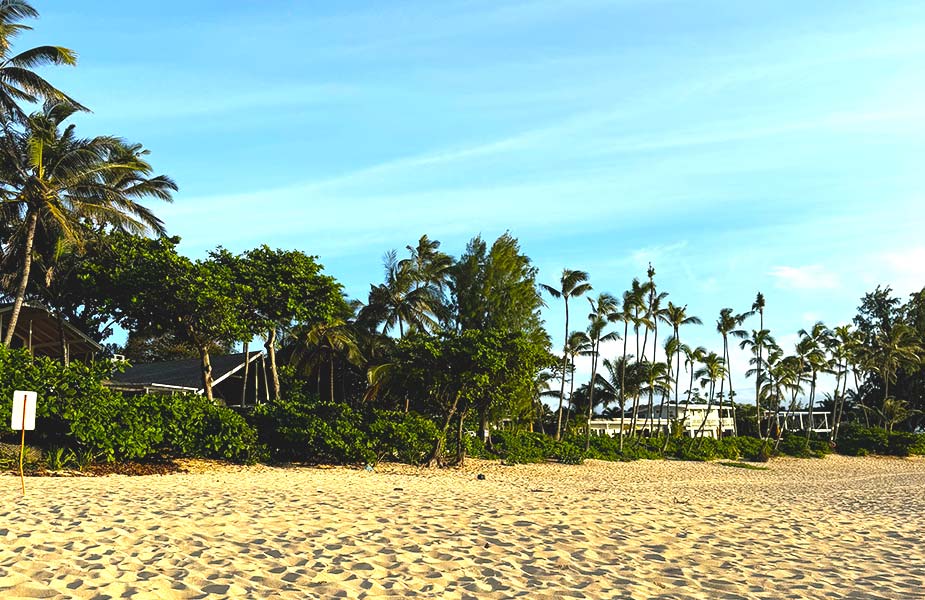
[{"left": 0, "top": 303, "right": 102, "bottom": 364}]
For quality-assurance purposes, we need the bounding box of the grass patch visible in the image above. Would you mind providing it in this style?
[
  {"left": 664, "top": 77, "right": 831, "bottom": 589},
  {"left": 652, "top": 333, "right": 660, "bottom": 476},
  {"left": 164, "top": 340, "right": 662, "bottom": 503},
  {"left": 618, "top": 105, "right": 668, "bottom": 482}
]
[{"left": 718, "top": 461, "right": 769, "bottom": 471}]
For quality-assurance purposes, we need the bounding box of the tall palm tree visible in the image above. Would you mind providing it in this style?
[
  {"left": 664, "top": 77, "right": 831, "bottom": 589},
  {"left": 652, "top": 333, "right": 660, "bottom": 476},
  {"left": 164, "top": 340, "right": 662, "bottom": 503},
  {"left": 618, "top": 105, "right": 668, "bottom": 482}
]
[
  {"left": 644, "top": 288, "right": 670, "bottom": 434},
  {"left": 740, "top": 328, "right": 776, "bottom": 436},
  {"left": 681, "top": 344, "right": 707, "bottom": 430},
  {"left": 715, "top": 308, "right": 749, "bottom": 436},
  {"left": 540, "top": 268, "right": 591, "bottom": 440},
  {"left": 751, "top": 293, "right": 766, "bottom": 431},
  {"left": 797, "top": 322, "right": 833, "bottom": 439},
  {"left": 0, "top": 1, "right": 84, "bottom": 120},
  {"left": 1, "top": 101, "right": 175, "bottom": 345},
  {"left": 562, "top": 330, "right": 591, "bottom": 435},
  {"left": 665, "top": 302, "right": 702, "bottom": 414},
  {"left": 625, "top": 279, "right": 651, "bottom": 435},
  {"left": 584, "top": 293, "right": 619, "bottom": 450},
  {"left": 694, "top": 351, "right": 725, "bottom": 437}
]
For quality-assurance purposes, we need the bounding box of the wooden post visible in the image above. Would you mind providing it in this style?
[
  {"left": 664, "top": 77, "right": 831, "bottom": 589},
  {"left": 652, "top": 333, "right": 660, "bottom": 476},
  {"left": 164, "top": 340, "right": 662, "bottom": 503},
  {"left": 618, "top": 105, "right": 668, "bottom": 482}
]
[
  {"left": 253, "top": 353, "right": 260, "bottom": 406},
  {"left": 240, "top": 342, "right": 250, "bottom": 407},
  {"left": 260, "top": 355, "right": 270, "bottom": 404}
]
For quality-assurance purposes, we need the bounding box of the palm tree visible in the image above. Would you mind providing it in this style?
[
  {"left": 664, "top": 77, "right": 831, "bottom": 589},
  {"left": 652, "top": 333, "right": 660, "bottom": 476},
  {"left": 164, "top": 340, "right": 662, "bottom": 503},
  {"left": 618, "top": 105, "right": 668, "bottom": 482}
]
[
  {"left": 715, "top": 308, "right": 749, "bottom": 436},
  {"left": 694, "top": 351, "right": 725, "bottom": 437},
  {"left": 830, "top": 325, "right": 860, "bottom": 440},
  {"left": 665, "top": 302, "right": 702, "bottom": 414},
  {"left": 797, "top": 322, "right": 833, "bottom": 439},
  {"left": 865, "top": 323, "right": 923, "bottom": 409},
  {"left": 360, "top": 249, "right": 439, "bottom": 337},
  {"left": 290, "top": 319, "right": 361, "bottom": 404},
  {"left": 562, "top": 330, "right": 591, "bottom": 435},
  {"left": 1, "top": 101, "right": 175, "bottom": 345},
  {"left": 594, "top": 355, "right": 644, "bottom": 445},
  {"left": 625, "top": 279, "right": 651, "bottom": 435},
  {"left": 643, "top": 288, "right": 670, "bottom": 434},
  {"left": 584, "top": 293, "right": 619, "bottom": 450},
  {"left": 540, "top": 268, "right": 591, "bottom": 440},
  {"left": 752, "top": 292, "right": 766, "bottom": 432},
  {"left": 740, "top": 328, "right": 776, "bottom": 436},
  {"left": 682, "top": 344, "right": 707, "bottom": 429},
  {"left": 0, "top": 1, "right": 84, "bottom": 120}
]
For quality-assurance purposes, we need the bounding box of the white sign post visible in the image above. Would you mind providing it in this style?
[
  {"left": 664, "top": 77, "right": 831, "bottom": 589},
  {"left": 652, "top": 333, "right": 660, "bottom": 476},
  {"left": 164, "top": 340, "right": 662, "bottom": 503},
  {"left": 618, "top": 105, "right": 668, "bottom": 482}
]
[{"left": 11, "top": 391, "right": 37, "bottom": 495}]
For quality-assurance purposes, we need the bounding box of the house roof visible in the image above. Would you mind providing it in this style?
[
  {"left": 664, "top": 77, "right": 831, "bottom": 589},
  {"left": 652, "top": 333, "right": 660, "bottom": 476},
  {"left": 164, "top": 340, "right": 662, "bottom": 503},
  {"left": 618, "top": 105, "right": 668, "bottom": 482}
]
[
  {"left": 0, "top": 303, "right": 102, "bottom": 359},
  {"left": 110, "top": 351, "right": 262, "bottom": 392}
]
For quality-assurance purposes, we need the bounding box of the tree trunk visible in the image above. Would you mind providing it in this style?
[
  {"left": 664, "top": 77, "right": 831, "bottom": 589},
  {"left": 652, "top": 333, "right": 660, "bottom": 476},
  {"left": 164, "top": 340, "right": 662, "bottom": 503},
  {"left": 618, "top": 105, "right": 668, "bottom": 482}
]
[
  {"left": 427, "top": 391, "right": 461, "bottom": 467},
  {"left": 478, "top": 403, "right": 489, "bottom": 443},
  {"left": 265, "top": 328, "right": 280, "bottom": 401},
  {"left": 198, "top": 345, "right": 215, "bottom": 403},
  {"left": 3, "top": 211, "right": 38, "bottom": 346},
  {"left": 241, "top": 341, "right": 250, "bottom": 406},
  {"left": 620, "top": 320, "right": 628, "bottom": 451},
  {"left": 555, "top": 299, "right": 570, "bottom": 441},
  {"left": 806, "top": 370, "right": 817, "bottom": 441},
  {"left": 329, "top": 355, "right": 336, "bottom": 404},
  {"left": 725, "top": 337, "right": 737, "bottom": 436},
  {"left": 585, "top": 340, "right": 598, "bottom": 452},
  {"left": 456, "top": 409, "right": 467, "bottom": 466}
]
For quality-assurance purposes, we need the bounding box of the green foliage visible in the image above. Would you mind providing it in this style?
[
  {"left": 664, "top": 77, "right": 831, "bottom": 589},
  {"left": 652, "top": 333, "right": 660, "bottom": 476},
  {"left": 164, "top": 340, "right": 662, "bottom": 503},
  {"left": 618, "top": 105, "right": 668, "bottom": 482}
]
[
  {"left": 554, "top": 441, "right": 585, "bottom": 465},
  {"left": 0, "top": 346, "right": 259, "bottom": 463},
  {"left": 0, "top": 443, "right": 42, "bottom": 471},
  {"left": 368, "top": 409, "right": 439, "bottom": 465},
  {"left": 837, "top": 424, "right": 890, "bottom": 456},
  {"left": 252, "top": 395, "right": 373, "bottom": 464},
  {"left": 44, "top": 447, "right": 72, "bottom": 471},
  {"left": 837, "top": 424, "right": 925, "bottom": 457}
]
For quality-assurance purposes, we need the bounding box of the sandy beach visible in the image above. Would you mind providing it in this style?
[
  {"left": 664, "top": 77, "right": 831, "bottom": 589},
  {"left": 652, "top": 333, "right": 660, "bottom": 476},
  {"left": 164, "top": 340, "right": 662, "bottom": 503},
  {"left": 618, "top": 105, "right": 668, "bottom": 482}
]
[{"left": 2, "top": 455, "right": 924, "bottom": 599}]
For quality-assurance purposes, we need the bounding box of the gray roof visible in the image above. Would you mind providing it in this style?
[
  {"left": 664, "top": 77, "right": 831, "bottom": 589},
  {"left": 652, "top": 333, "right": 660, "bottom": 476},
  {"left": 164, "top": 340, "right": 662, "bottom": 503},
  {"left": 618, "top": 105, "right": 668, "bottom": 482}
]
[{"left": 110, "top": 351, "right": 262, "bottom": 391}]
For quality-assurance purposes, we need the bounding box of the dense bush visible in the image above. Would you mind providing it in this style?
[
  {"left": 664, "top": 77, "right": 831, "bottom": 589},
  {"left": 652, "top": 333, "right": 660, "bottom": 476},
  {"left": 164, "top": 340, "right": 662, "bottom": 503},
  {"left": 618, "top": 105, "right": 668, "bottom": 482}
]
[
  {"left": 837, "top": 424, "right": 925, "bottom": 457},
  {"left": 251, "top": 395, "right": 373, "bottom": 464},
  {"left": 1, "top": 347, "right": 260, "bottom": 464},
  {"left": 368, "top": 409, "right": 439, "bottom": 465},
  {"left": 836, "top": 424, "right": 890, "bottom": 456}
]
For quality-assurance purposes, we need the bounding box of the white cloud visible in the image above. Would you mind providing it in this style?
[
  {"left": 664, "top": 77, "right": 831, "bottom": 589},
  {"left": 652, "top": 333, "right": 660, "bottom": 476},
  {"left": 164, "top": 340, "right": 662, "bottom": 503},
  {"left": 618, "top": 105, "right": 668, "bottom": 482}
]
[
  {"left": 769, "top": 265, "right": 840, "bottom": 290},
  {"left": 880, "top": 246, "right": 925, "bottom": 296}
]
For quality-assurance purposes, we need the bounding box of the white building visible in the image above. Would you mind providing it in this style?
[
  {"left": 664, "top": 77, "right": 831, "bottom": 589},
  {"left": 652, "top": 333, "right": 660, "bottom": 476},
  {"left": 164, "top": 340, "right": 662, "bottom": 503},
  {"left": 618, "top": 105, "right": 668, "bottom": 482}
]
[{"left": 589, "top": 403, "right": 736, "bottom": 439}]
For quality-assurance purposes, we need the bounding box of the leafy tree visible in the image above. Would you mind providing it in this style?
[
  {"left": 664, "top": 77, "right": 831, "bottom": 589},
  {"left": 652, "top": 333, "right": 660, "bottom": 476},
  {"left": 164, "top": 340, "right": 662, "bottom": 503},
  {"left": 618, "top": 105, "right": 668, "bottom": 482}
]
[
  {"left": 79, "top": 233, "right": 246, "bottom": 402},
  {"left": 212, "top": 245, "right": 345, "bottom": 400}
]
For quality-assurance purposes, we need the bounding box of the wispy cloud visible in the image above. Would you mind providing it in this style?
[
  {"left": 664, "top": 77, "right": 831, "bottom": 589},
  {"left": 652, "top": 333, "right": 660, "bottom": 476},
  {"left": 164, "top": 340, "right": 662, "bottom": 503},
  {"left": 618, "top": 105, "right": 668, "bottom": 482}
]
[{"left": 769, "top": 265, "right": 840, "bottom": 291}]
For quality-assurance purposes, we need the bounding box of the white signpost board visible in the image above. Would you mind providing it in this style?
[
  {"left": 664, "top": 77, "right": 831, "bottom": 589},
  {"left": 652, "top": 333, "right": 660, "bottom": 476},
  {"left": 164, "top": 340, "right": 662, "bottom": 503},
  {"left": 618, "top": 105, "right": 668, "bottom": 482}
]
[{"left": 11, "top": 390, "right": 37, "bottom": 431}]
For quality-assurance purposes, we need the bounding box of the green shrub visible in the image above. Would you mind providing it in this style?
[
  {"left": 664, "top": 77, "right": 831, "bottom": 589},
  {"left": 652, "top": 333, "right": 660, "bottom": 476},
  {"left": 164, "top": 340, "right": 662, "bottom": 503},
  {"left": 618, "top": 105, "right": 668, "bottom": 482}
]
[
  {"left": 491, "top": 431, "right": 553, "bottom": 464},
  {"left": 252, "top": 395, "right": 374, "bottom": 464},
  {"left": 886, "top": 431, "right": 925, "bottom": 457},
  {"left": 1, "top": 347, "right": 259, "bottom": 464},
  {"left": 777, "top": 433, "right": 813, "bottom": 458},
  {"left": 464, "top": 434, "right": 491, "bottom": 459},
  {"left": 368, "top": 410, "right": 439, "bottom": 465},
  {"left": 837, "top": 424, "right": 889, "bottom": 456},
  {"left": 553, "top": 441, "right": 585, "bottom": 465}
]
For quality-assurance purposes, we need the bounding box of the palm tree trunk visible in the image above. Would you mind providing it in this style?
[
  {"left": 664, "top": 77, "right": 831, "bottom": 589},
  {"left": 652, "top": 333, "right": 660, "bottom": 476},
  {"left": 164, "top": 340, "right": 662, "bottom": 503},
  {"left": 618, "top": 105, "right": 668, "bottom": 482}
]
[
  {"left": 725, "top": 337, "right": 737, "bottom": 436},
  {"left": 265, "top": 328, "right": 280, "bottom": 401},
  {"left": 645, "top": 320, "right": 658, "bottom": 435},
  {"left": 756, "top": 311, "right": 764, "bottom": 437},
  {"left": 585, "top": 340, "right": 598, "bottom": 452},
  {"left": 806, "top": 370, "right": 817, "bottom": 441},
  {"left": 3, "top": 211, "right": 38, "bottom": 346},
  {"left": 428, "top": 390, "right": 461, "bottom": 467},
  {"left": 620, "top": 320, "right": 629, "bottom": 451},
  {"left": 556, "top": 299, "right": 570, "bottom": 441},
  {"left": 696, "top": 379, "right": 716, "bottom": 438},
  {"left": 329, "top": 355, "right": 336, "bottom": 403}
]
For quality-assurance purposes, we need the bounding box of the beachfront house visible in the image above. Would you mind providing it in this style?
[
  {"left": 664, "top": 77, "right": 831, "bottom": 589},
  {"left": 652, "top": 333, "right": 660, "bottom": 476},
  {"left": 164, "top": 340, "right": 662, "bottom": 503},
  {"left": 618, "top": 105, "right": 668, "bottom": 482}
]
[
  {"left": 107, "top": 351, "right": 269, "bottom": 407},
  {"left": 589, "top": 403, "right": 736, "bottom": 439},
  {"left": 0, "top": 302, "right": 102, "bottom": 364}
]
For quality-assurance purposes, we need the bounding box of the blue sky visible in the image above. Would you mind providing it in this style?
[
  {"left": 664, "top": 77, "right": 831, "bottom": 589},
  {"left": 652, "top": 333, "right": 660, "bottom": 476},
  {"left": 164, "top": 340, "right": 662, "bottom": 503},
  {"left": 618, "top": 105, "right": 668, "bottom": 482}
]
[{"left": 31, "top": 1, "right": 925, "bottom": 401}]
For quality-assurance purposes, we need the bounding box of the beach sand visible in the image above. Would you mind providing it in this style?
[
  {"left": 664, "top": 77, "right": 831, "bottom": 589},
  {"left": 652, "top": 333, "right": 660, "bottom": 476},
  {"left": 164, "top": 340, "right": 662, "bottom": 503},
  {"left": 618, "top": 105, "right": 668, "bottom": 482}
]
[{"left": 2, "top": 455, "right": 924, "bottom": 599}]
